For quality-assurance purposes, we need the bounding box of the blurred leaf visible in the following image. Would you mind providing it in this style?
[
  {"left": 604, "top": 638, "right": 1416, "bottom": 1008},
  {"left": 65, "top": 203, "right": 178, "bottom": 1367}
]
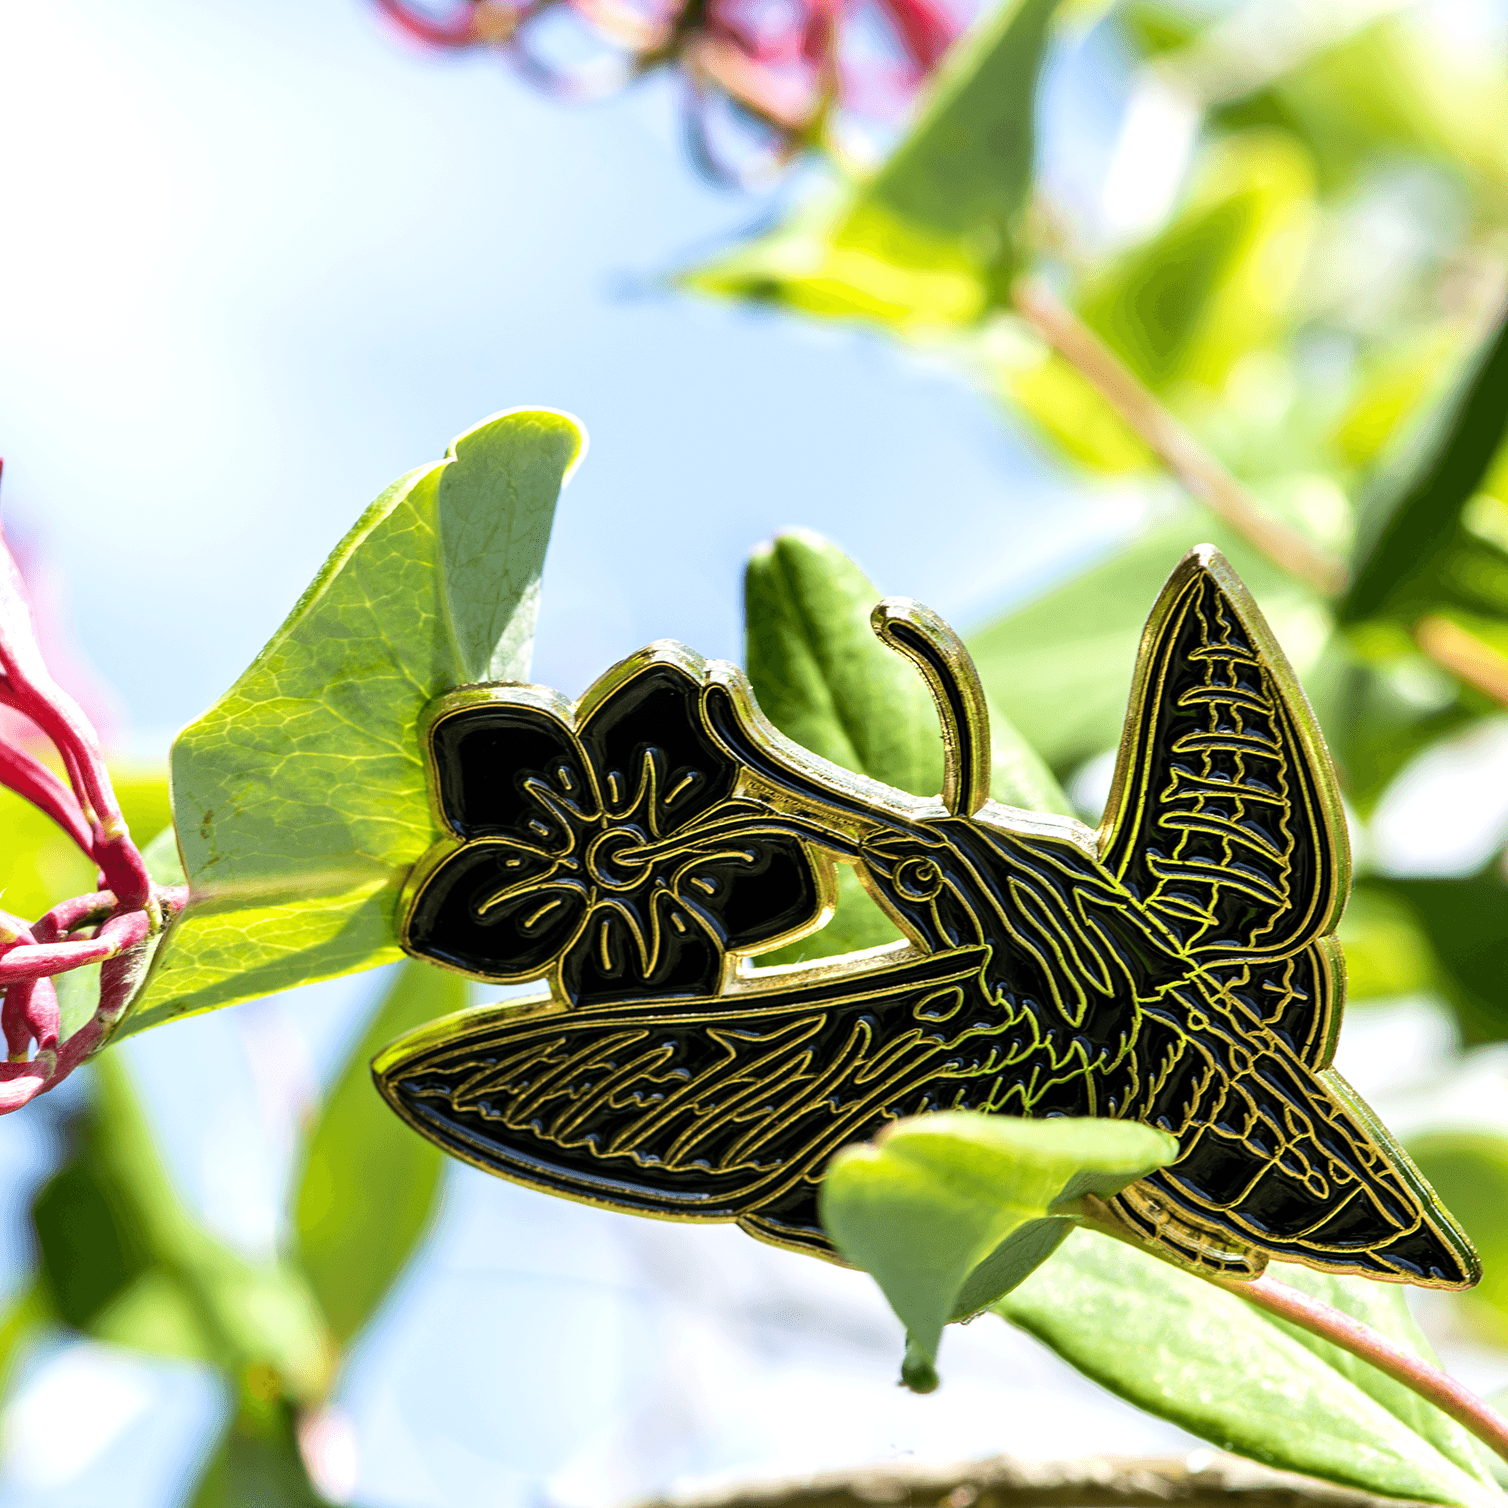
[
  {"left": 1080, "top": 133, "right": 1315, "bottom": 396},
  {"left": 1342, "top": 304, "right": 1508, "bottom": 631},
  {"left": 140, "top": 823, "right": 187, "bottom": 887},
  {"left": 999, "top": 1230, "right": 1499, "bottom": 1505},
  {"left": 126, "top": 410, "right": 582, "bottom": 1036},
  {"left": 0, "top": 1284, "right": 49, "bottom": 1404},
  {"left": 1334, "top": 329, "right": 1465, "bottom": 470},
  {"left": 1263, "top": 19, "right": 1508, "bottom": 195},
  {"left": 90, "top": 1269, "right": 215, "bottom": 1361},
  {"left": 745, "top": 530, "right": 1070, "bottom": 962},
  {"left": 188, "top": 1382, "right": 325, "bottom": 1508},
  {"left": 991, "top": 338, "right": 1154, "bottom": 473},
  {"left": 1336, "top": 884, "right": 1437, "bottom": 1001},
  {"left": 112, "top": 769, "right": 172, "bottom": 862},
  {"left": 295, "top": 960, "right": 459, "bottom": 1345},
  {"left": 1410, "top": 1132, "right": 1508, "bottom": 1348},
  {"left": 1121, "top": 1, "right": 1198, "bottom": 58},
  {"left": 966, "top": 513, "right": 1319, "bottom": 775},
  {"left": 685, "top": 0, "right": 1066, "bottom": 330},
  {"left": 1319, "top": 641, "right": 1480, "bottom": 816},
  {"left": 1366, "top": 867, "right": 1508, "bottom": 1046},
  {"left": 31, "top": 1135, "right": 155, "bottom": 1332},
  {"left": 821, "top": 1113, "right": 1175, "bottom": 1390},
  {"left": 32, "top": 1055, "right": 335, "bottom": 1399}
]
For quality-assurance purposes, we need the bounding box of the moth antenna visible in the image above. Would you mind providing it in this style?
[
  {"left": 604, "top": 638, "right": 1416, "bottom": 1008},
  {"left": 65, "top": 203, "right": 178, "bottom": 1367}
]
[{"left": 871, "top": 598, "right": 991, "bottom": 817}]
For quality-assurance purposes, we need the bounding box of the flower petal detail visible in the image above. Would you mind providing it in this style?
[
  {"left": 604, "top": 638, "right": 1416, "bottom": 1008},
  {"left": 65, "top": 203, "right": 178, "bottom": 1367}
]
[
  {"left": 407, "top": 842, "right": 589, "bottom": 981},
  {"left": 430, "top": 702, "right": 587, "bottom": 840},
  {"left": 677, "top": 833, "right": 824, "bottom": 954},
  {"left": 578, "top": 664, "right": 734, "bottom": 831},
  {"left": 560, "top": 890, "right": 722, "bottom": 1007}
]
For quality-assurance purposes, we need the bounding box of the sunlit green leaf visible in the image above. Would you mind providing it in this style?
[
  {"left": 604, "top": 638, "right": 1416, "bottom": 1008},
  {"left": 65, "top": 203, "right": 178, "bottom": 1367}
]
[
  {"left": 125, "top": 410, "right": 583, "bottom": 1036},
  {"left": 295, "top": 960, "right": 459, "bottom": 1345},
  {"left": 822, "top": 1113, "right": 1176, "bottom": 1391},
  {"left": 685, "top": 0, "right": 1066, "bottom": 330},
  {"left": 745, "top": 530, "right": 1069, "bottom": 963},
  {"left": 998, "top": 1230, "right": 1499, "bottom": 1506}
]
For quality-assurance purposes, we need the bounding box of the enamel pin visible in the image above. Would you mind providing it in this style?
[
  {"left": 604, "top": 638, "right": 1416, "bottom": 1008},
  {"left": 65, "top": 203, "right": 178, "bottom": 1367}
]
[{"left": 374, "top": 545, "right": 1478, "bottom": 1289}]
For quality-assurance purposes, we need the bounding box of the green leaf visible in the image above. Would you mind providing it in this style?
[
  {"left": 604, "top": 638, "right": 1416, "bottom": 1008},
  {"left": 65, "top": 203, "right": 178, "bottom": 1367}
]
[
  {"left": 187, "top": 1386, "right": 326, "bottom": 1508},
  {"left": 998, "top": 1230, "right": 1500, "bottom": 1507},
  {"left": 32, "top": 1055, "right": 335, "bottom": 1401},
  {"left": 744, "top": 530, "right": 1070, "bottom": 963},
  {"left": 684, "top": 0, "right": 1066, "bottom": 330},
  {"left": 1342, "top": 305, "right": 1508, "bottom": 631},
  {"left": 820, "top": 1113, "right": 1176, "bottom": 1391},
  {"left": 1237, "top": 18, "right": 1508, "bottom": 196},
  {"left": 295, "top": 960, "right": 459, "bottom": 1345},
  {"left": 1410, "top": 1132, "right": 1508, "bottom": 1349},
  {"left": 966, "top": 513, "right": 1320, "bottom": 776},
  {"left": 1365, "top": 867, "right": 1508, "bottom": 1046},
  {"left": 1335, "top": 883, "right": 1438, "bottom": 1002},
  {"left": 1077, "top": 132, "right": 1316, "bottom": 396},
  {"left": 124, "top": 409, "right": 584, "bottom": 1036}
]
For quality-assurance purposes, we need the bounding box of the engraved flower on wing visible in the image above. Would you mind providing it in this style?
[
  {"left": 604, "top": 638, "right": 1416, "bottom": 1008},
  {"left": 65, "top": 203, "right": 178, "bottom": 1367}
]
[{"left": 403, "top": 661, "right": 825, "bottom": 1005}]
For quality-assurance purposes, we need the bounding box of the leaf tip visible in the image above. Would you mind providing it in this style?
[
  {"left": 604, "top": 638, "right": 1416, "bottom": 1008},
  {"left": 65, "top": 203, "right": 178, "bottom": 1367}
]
[{"left": 900, "top": 1339, "right": 939, "bottom": 1394}]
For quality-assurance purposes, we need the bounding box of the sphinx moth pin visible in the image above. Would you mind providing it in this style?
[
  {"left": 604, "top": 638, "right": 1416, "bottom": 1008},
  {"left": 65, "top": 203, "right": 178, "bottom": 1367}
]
[{"left": 375, "top": 544, "right": 1479, "bottom": 1289}]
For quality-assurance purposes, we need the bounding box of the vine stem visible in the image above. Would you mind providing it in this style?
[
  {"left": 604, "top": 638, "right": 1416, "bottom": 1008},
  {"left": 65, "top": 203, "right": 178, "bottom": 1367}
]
[
  {"left": 1009, "top": 278, "right": 1350, "bottom": 599},
  {"left": 1210, "top": 1270, "right": 1508, "bottom": 1465}
]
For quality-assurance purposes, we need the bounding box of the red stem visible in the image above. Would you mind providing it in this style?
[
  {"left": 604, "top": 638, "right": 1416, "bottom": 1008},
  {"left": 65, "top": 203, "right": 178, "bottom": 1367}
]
[
  {"left": 1215, "top": 1272, "right": 1508, "bottom": 1464},
  {"left": 0, "top": 529, "right": 150, "bottom": 909},
  {"left": 0, "top": 738, "right": 94, "bottom": 853}
]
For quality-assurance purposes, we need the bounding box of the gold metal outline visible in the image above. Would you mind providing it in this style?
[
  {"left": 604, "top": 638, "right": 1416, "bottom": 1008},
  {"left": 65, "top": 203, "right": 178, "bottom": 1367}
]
[{"left": 379, "top": 545, "right": 1480, "bottom": 1292}]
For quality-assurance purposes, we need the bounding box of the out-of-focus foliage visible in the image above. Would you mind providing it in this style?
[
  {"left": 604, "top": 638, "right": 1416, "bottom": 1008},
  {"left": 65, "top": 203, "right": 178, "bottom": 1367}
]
[
  {"left": 0, "top": 770, "right": 171, "bottom": 928},
  {"left": 689, "top": 0, "right": 1508, "bottom": 1428},
  {"left": 295, "top": 962, "right": 458, "bottom": 1345},
  {"left": 1, "top": 961, "right": 452, "bottom": 1504},
  {"left": 1411, "top": 1133, "right": 1508, "bottom": 1348},
  {"left": 685, "top": 0, "right": 1067, "bottom": 329}
]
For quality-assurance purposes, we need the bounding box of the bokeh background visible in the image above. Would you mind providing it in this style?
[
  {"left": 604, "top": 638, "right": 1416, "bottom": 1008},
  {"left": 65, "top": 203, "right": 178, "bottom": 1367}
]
[{"left": 6, "top": 0, "right": 1508, "bottom": 1502}]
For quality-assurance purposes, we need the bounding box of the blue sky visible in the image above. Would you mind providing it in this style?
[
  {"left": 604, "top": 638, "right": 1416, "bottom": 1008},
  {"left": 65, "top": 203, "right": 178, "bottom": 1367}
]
[{"left": 0, "top": 0, "right": 1131, "bottom": 752}]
